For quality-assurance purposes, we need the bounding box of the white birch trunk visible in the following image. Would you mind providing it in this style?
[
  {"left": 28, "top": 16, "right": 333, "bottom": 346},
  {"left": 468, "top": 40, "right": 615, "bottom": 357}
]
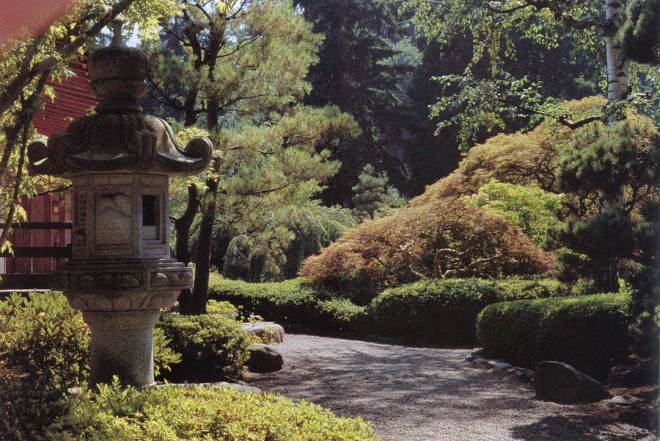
[
  {"left": 601, "top": 0, "right": 629, "bottom": 212},
  {"left": 604, "top": 0, "right": 629, "bottom": 104}
]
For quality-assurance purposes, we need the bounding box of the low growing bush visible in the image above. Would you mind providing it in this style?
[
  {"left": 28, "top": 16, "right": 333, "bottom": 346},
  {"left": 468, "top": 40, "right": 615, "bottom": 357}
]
[
  {"left": 47, "top": 380, "right": 380, "bottom": 441},
  {"left": 0, "top": 291, "right": 90, "bottom": 390},
  {"left": 0, "top": 291, "right": 180, "bottom": 389},
  {"left": 315, "top": 298, "right": 368, "bottom": 333},
  {"left": 367, "top": 279, "right": 500, "bottom": 346},
  {"left": 210, "top": 277, "right": 320, "bottom": 326},
  {"left": 157, "top": 313, "right": 250, "bottom": 382},
  {"left": 487, "top": 277, "right": 600, "bottom": 301},
  {"left": 477, "top": 292, "right": 632, "bottom": 380}
]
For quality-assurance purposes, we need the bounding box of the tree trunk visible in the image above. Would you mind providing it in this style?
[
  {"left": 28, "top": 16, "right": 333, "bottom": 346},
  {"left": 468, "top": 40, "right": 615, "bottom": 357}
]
[
  {"left": 599, "top": 0, "right": 629, "bottom": 288},
  {"left": 174, "top": 184, "right": 199, "bottom": 314},
  {"left": 189, "top": 178, "right": 219, "bottom": 315},
  {"left": 604, "top": 0, "right": 629, "bottom": 105},
  {"left": 600, "top": 0, "right": 627, "bottom": 212}
]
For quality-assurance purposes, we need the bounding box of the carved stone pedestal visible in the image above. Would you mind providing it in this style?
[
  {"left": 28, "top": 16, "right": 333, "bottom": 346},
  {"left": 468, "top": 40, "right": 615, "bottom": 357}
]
[{"left": 84, "top": 309, "right": 160, "bottom": 386}]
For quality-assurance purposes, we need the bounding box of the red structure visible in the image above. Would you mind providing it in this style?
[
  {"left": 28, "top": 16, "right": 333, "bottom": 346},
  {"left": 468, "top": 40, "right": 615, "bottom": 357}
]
[{"left": 1, "top": 60, "right": 97, "bottom": 280}]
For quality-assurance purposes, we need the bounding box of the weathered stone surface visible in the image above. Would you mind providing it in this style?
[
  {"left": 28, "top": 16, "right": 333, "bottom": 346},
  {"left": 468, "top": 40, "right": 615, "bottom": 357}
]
[
  {"left": 493, "top": 362, "right": 513, "bottom": 373},
  {"left": 241, "top": 322, "right": 285, "bottom": 344},
  {"left": 608, "top": 364, "right": 656, "bottom": 388},
  {"left": 27, "top": 21, "right": 211, "bottom": 389},
  {"left": 246, "top": 344, "right": 284, "bottom": 373},
  {"left": 607, "top": 394, "right": 643, "bottom": 408},
  {"left": 509, "top": 367, "right": 535, "bottom": 383},
  {"left": 156, "top": 382, "right": 262, "bottom": 394},
  {"left": 534, "top": 361, "right": 610, "bottom": 404},
  {"left": 84, "top": 309, "right": 160, "bottom": 386},
  {"left": 470, "top": 357, "right": 490, "bottom": 368}
]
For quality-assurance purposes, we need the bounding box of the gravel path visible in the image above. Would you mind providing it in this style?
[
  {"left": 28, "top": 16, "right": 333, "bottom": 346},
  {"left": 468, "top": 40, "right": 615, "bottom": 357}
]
[{"left": 244, "top": 334, "right": 656, "bottom": 441}]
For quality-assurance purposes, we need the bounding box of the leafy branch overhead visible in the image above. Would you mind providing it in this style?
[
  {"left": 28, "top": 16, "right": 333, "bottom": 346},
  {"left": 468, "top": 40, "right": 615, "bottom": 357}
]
[{"left": 402, "top": 0, "right": 660, "bottom": 149}]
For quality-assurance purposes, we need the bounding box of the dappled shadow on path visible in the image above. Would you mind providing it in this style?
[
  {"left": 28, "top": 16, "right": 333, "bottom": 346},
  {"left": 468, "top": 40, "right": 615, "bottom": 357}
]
[
  {"left": 511, "top": 414, "right": 654, "bottom": 441},
  {"left": 245, "top": 335, "right": 657, "bottom": 441}
]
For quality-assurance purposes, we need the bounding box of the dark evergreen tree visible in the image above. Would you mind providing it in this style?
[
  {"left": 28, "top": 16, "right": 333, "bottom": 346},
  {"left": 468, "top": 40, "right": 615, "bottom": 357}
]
[
  {"left": 294, "top": 0, "right": 415, "bottom": 204},
  {"left": 352, "top": 164, "right": 404, "bottom": 219}
]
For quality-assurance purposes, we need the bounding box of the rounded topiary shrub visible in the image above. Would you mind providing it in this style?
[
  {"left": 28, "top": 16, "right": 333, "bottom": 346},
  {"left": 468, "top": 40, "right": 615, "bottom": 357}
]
[
  {"left": 477, "top": 292, "right": 632, "bottom": 380},
  {"left": 367, "top": 278, "right": 500, "bottom": 346},
  {"left": 157, "top": 313, "right": 250, "bottom": 382}
]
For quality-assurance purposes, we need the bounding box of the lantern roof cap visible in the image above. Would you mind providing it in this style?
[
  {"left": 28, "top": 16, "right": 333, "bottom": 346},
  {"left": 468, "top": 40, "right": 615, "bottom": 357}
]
[{"left": 28, "top": 20, "right": 212, "bottom": 177}]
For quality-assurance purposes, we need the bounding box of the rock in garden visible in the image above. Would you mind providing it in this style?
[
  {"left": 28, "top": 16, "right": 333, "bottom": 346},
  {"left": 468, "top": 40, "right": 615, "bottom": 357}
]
[
  {"left": 509, "top": 367, "right": 534, "bottom": 383},
  {"left": 608, "top": 364, "right": 655, "bottom": 388},
  {"left": 242, "top": 322, "right": 285, "bottom": 343},
  {"left": 493, "top": 362, "right": 513, "bottom": 373},
  {"left": 246, "top": 344, "right": 284, "bottom": 373},
  {"left": 470, "top": 357, "right": 490, "bottom": 368},
  {"left": 607, "top": 394, "right": 643, "bottom": 408},
  {"left": 534, "top": 361, "right": 609, "bottom": 404}
]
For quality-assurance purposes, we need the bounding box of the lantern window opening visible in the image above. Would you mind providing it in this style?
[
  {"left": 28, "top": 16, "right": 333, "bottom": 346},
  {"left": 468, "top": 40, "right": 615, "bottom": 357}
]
[{"left": 142, "top": 194, "right": 159, "bottom": 241}]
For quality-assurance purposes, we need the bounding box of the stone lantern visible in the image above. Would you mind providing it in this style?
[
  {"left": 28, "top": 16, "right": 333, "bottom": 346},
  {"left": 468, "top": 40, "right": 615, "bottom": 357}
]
[{"left": 28, "top": 21, "right": 212, "bottom": 387}]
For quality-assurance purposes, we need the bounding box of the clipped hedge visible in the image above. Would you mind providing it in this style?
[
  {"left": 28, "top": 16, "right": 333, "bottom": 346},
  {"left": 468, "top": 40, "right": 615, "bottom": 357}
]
[
  {"left": 209, "top": 278, "right": 319, "bottom": 327},
  {"left": 367, "top": 279, "right": 500, "bottom": 346},
  {"left": 47, "top": 382, "right": 380, "bottom": 441},
  {"left": 477, "top": 292, "right": 632, "bottom": 380},
  {"left": 209, "top": 277, "right": 367, "bottom": 333},
  {"left": 209, "top": 276, "right": 600, "bottom": 342},
  {"left": 487, "top": 277, "right": 600, "bottom": 301},
  {"left": 157, "top": 313, "right": 250, "bottom": 383}
]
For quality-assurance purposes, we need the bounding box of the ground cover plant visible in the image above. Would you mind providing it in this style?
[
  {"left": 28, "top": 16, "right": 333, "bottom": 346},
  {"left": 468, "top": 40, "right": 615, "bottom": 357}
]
[
  {"left": 0, "top": 291, "right": 379, "bottom": 440},
  {"left": 46, "top": 380, "right": 380, "bottom": 441}
]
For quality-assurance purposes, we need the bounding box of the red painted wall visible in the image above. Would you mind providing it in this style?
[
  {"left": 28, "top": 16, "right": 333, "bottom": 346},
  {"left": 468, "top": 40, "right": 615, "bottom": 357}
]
[{"left": 5, "top": 60, "right": 95, "bottom": 275}]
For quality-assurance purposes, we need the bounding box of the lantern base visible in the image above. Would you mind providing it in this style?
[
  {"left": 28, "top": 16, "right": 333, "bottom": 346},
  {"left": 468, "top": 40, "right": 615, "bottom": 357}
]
[{"left": 83, "top": 309, "right": 161, "bottom": 387}]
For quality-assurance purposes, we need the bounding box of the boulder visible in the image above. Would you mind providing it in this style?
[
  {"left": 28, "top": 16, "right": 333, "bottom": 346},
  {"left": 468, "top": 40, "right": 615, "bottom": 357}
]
[
  {"left": 470, "top": 357, "right": 490, "bottom": 368},
  {"left": 493, "top": 362, "right": 513, "bottom": 374},
  {"left": 246, "top": 344, "right": 284, "bottom": 373},
  {"left": 607, "top": 394, "right": 643, "bottom": 408},
  {"left": 509, "top": 367, "right": 534, "bottom": 383},
  {"left": 242, "top": 322, "right": 285, "bottom": 344},
  {"left": 534, "top": 361, "right": 610, "bottom": 404},
  {"left": 608, "top": 364, "right": 655, "bottom": 388}
]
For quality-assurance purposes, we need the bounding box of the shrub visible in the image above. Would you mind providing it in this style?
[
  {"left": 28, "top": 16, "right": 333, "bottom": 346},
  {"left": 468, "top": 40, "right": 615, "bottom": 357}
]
[
  {"left": 367, "top": 279, "right": 500, "bottom": 346},
  {"left": 315, "top": 299, "right": 367, "bottom": 333},
  {"left": 301, "top": 198, "right": 553, "bottom": 304},
  {"left": 206, "top": 299, "right": 239, "bottom": 319},
  {"left": 0, "top": 291, "right": 181, "bottom": 389},
  {"left": 0, "top": 291, "right": 89, "bottom": 390},
  {"left": 487, "top": 277, "right": 600, "bottom": 301},
  {"left": 0, "top": 363, "right": 70, "bottom": 441},
  {"left": 47, "top": 380, "right": 380, "bottom": 441},
  {"left": 477, "top": 292, "right": 632, "bottom": 380},
  {"left": 465, "top": 180, "right": 563, "bottom": 246},
  {"left": 157, "top": 313, "right": 250, "bottom": 382},
  {"left": 209, "top": 277, "right": 370, "bottom": 334},
  {"left": 209, "top": 277, "right": 320, "bottom": 327}
]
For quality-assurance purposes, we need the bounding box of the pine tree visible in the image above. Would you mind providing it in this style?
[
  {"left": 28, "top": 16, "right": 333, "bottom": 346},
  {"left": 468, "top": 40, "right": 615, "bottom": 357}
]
[
  {"left": 146, "top": 1, "right": 357, "bottom": 313},
  {"left": 351, "top": 164, "right": 404, "bottom": 220},
  {"left": 294, "top": 0, "right": 415, "bottom": 204}
]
